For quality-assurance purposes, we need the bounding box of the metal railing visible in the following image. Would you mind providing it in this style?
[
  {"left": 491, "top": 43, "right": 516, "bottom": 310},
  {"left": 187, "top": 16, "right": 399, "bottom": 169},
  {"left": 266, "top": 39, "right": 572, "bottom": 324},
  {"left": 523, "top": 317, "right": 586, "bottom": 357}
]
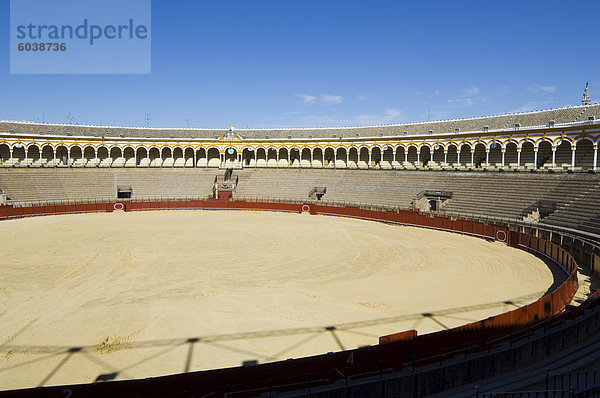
[
  {"left": 440, "top": 209, "right": 600, "bottom": 248},
  {"left": 8, "top": 195, "right": 213, "bottom": 208},
  {"left": 6, "top": 195, "right": 599, "bottom": 249},
  {"left": 480, "top": 371, "right": 600, "bottom": 397}
]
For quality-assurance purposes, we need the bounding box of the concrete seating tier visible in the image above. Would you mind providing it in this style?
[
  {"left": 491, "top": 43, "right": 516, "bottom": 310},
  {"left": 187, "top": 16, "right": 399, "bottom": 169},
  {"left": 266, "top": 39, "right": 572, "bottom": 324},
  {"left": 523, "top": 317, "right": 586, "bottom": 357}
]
[
  {"left": 2, "top": 169, "right": 599, "bottom": 237},
  {"left": 0, "top": 169, "right": 217, "bottom": 203},
  {"left": 233, "top": 169, "right": 600, "bottom": 227}
]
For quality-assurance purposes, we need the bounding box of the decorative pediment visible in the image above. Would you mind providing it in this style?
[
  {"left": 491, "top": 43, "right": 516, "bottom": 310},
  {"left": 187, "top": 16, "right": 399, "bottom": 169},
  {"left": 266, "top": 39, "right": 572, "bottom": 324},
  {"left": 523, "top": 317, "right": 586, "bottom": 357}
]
[{"left": 219, "top": 125, "right": 243, "bottom": 141}]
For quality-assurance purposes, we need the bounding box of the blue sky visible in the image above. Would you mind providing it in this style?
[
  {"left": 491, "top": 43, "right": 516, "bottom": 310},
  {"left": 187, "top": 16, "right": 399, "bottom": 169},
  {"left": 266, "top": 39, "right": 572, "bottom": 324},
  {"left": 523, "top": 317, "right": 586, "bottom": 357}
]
[{"left": 1, "top": 0, "right": 598, "bottom": 128}]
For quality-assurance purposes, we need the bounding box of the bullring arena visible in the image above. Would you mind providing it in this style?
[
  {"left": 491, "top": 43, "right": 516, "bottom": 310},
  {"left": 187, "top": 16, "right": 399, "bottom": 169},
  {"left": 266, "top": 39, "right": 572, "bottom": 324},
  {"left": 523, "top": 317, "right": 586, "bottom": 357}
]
[
  {"left": 1, "top": 102, "right": 600, "bottom": 397},
  {"left": 1, "top": 210, "right": 556, "bottom": 390}
]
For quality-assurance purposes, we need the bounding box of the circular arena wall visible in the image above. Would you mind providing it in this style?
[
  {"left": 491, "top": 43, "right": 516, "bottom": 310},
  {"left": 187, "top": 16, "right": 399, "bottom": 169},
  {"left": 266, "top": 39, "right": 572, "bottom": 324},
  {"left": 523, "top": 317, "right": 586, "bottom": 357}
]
[
  {"left": 0, "top": 199, "right": 584, "bottom": 397},
  {"left": 0, "top": 209, "right": 554, "bottom": 390}
]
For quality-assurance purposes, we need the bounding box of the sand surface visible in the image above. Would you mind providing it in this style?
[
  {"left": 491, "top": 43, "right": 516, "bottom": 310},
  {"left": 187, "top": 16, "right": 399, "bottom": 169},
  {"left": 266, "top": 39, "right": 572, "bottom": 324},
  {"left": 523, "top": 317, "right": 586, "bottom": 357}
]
[{"left": 0, "top": 210, "right": 555, "bottom": 390}]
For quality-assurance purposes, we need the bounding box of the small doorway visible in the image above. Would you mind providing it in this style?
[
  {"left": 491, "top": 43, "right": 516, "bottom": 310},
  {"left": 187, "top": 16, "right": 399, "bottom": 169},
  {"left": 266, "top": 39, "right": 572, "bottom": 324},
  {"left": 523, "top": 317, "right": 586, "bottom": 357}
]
[{"left": 117, "top": 185, "right": 132, "bottom": 199}]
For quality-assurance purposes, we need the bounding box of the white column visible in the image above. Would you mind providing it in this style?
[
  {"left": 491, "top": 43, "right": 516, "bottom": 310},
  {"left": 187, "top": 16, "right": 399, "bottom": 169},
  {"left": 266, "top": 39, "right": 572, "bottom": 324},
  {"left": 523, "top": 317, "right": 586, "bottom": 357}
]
[
  {"left": 193, "top": 151, "right": 196, "bottom": 167},
  {"left": 368, "top": 150, "right": 372, "bottom": 169},
  {"left": 571, "top": 146, "right": 576, "bottom": 172},
  {"left": 346, "top": 150, "right": 349, "bottom": 168},
  {"left": 533, "top": 147, "right": 538, "bottom": 169},
  {"left": 322, "top": 151, "right": 324, "bottom": 168},
  {"left": 444, "top": 150, "right": 448, "bottom": 167},
  {"left": 594, "top": 145, "right": 598, "bottom": 172},
  {"left": 501, "top": 150, "right": 505, "bottom": 168},
  {"left": 552, "top": 147, "right": 556, "bottom": 170},
  {"left": 404, "top": 150, "right": 408, "bottom": 164},
  {"left": 485, "top": 150, "right": 489, "bottom": 168},
  {"left": 517, "top": 150, "right": 521, "bottom": 170},
  {"left": 333, "top": 151, "right": 337, "bottom": 168},
  {"left": 470, "top": 150, "right": 474, "bottom": 168},
  {"left": 417, "top": 151, "right": 420, "bottom": 168},
  {"left": 253, "top": 150, "right": 257, "bottom": 166}
]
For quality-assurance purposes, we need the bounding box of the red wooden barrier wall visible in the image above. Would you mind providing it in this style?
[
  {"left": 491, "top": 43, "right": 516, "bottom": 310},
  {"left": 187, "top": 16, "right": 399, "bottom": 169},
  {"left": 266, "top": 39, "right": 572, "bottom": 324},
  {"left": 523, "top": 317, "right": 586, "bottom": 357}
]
[{"left": 0, "top": 199, "right": 582, "bottom": 398}]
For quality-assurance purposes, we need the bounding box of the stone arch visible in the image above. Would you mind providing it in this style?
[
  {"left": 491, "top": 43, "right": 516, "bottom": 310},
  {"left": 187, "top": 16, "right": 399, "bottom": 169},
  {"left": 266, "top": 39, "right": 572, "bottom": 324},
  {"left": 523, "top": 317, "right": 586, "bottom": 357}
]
[
  {"left": 312, "top": 147, "right": 324, "bottom": 168},
  {"left": 12, "top": 145, "right": 26, "bottom": 164},
  {"left": 407, "top": 145, "right": 418, "bottom": 168},
  {"left": 555, "top": 140, "right": 572, "bottom": 171},
  {"left": 458, "top": 143, "right": 472, "bottom": 168},
  {"left": 575, "top": 138, "right": 594, "bottom": 171},
  {"left": 82, "top": 146, "right": 95, "bottom": 167},
  {"left": 473, "top": 143, "right": 486, "bottom": 169},
  {"left": 41, "top": 145, "right": 54, "bottom": 165},
  {"left": 242, "top": 148, "right": 255, "bottom": 167},
  {"left": 371, "top": 146, "right": 382, "bottom": 168},
  {"left": 160, "top": 147, "right": 172, "bottom": 167},
  {"left": 27, "top": 144, "right": 41, "bottom": 166},
  {"left": 136, "top": 146, "right": 148, "bottom": 167},
  {"left": 289, "top": 147, "right": 301, "bottom": 168},
  {"left": 488, "top": 142, "right": 502, "bottom": 169},
  {"left": 278, "top": 147, "right": 289, "bottom": 167},
  {"left": 419, "top": 145, "right": 431, "bottom": 168},
  {"left": 395, "top": 146, "right": 405, "bottom": 169},
  {"left": 447, "top": 144, "right": 459, "bottom": 168},
  {"left": 70, "top": 145, "right": 83, "bottom": 167},
  {"left": 110, "top": 146, "right": 122, "bottom": 158},
  {"left": 335, "top": 147, "right": 347, "bottom": 168},
  {"left": 196, "top": 147, "right": 207, "bottom": 167},
  {"left": 324, "top": 147, "right": 335, "bottom": 168},
  {"left": 224, "top": 147, "right": 238, "bottom": 168},
  {"left": 255, "top": 147, "right": 267, "bottom": 167},
  {"left": 300, "top": 147, "right": 311, "bottom": 168},
  {"left": 358, "top": 147, "right": 369, "bottom": 169},
  {"left": 123, "top": 147, "right": 136, "bottom": 167},
  {"left": 110, "top": 146, "right": 124, "bottom": 167},
  {"left": 265, "top": 147, "right": 277, "bottom": 167},
  {"left": 149, "top": 147, "right": 161, "bottom": 167},
  {"left": 536, "top": 140, "right": 552, "bottom": 169},
  {"left": 380, "top": 146, "right": 393, "bottom": 169},
  {"left": 521, "top": 141, "right": 535, "bottom": 169},
  {"left": 167, "top": 147, "right": 181, "bottom": 167},
  {"left": 184, "top": 147, "right": 195, "bottom": 167},
  {"left": 0, "top": 143, "right": 11, "bottom": 164},
  {"left": 504, "top": 142, "right": 518, "bottom": 169},
  {"left": 432, "top": 144, "right": 444, "bottom": 165},
  {"left": 55, "top": 145, "right": 68, "bottom": 167},
  {"left": 207, "top": 147, "right": 220, "bottom": 168}
]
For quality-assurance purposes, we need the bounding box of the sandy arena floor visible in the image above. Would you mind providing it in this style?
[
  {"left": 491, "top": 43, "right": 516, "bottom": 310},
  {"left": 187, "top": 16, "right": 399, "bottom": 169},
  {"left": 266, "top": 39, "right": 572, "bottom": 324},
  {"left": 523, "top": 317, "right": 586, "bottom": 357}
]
[{"left": 0, "top": 210, "right": 556, "bottom": 390}]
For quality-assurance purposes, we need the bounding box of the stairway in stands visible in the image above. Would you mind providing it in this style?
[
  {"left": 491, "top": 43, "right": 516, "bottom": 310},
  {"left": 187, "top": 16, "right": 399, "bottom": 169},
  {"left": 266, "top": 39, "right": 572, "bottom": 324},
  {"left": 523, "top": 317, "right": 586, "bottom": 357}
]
[
  {"left": 213, "top": 168, "right": 238, "bottom": 200},
  {"left": 542, "top": 182, "right": 600, "bottom": 234}
]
